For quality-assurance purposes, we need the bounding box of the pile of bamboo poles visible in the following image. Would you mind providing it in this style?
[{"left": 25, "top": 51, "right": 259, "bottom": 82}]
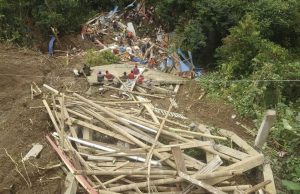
[{"left": 43, "top": 85, "right": 272, "bottom": 194}]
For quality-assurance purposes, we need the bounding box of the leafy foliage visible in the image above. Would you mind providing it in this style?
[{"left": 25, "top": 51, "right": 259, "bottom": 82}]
[
  {"left": 199, "top": 13, "right": 300, "bottom": 191},
  {"left": 0, "top": 0, "right": 132, "bottom": 45},
  {"left": 85, "top": 50, "right": 120, "bottom": 67}
]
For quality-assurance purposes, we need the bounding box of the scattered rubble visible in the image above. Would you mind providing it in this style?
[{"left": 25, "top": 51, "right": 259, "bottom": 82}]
[{"left": 41, "top": 82, "right": 276, "bottom": 194}]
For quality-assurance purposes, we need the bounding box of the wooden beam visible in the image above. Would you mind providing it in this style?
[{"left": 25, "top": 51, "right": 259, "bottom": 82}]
[
  {"left": 63, "top": 172, "right": 78, "bottom": 194},
  {"left": 244, "top": 180, "right": 272, "bottom": 194},
  {"left": 75, "top": 170, "right": 178, "bottom": 176},
  {"left": 178, "top": 172, "right": 227, "bottom": 194},
  {"left": 108, "top": 171, "right": 241, "bottom": 192},
  {"left": 214, "top": 144, "right": 250, "bottom": 160},
  {"left": 263, "top": 161, "right": 277, "bottom": 194},
  {"left": 46, "top": 136, "right": 98, "bottom": 194},
  {"left": 204, "top": 154, "right": 264, "bottom": 185},
  {"left": 71, "top": 118, "right": 134, "bottom": 145},
  {"left": 136, "top": 96, "right": 160, "bottom": 124},
  {"left": 171, "top": 146, "right": 187, "bottom": 173},
  {"left": 255, "top": 110, "right": 276, "bottom": 150},
  {"left": 218, "top": 129, "right": 259, "bottom": 156}
]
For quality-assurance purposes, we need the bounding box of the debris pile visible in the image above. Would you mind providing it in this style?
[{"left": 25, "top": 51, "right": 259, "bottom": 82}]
[
  {"left": 81, "top": 3, "right": 197, "bottom": 78},
  {"left": 42, "top": 84, "right": 275, "bottom": 194}
]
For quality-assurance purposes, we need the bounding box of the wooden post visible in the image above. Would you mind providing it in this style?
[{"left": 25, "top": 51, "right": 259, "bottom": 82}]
[
  {"left": 63, "top": 172, "right": 78, "bottom": 194},
  {"left": 254, "top": 110, "right": 276, "bottom": 150}
]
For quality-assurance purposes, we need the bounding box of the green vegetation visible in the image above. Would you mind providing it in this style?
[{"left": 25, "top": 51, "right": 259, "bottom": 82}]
[
  {"left": 150, "top": 0, "right": 300, "bottom": 191},
  {"left": 0, "top": 0, "right": 132, "bottom": 45},
  {"left": 85, "top": 50, "right": 120, "bottom": 66}
]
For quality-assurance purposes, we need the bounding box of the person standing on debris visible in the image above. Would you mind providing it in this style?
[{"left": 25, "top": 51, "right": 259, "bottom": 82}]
[
  {"left": 97, "top": 71, "right": 105, "bottom": 85},
  {"left": 126, "top": 31, "right": 134, "bottom": 46},
  {"left": 128, "top": 70, "right": 135, "bottom": 81},
  {"left": 148, "top": 57, "right": 157, "bottom": 68},
  {"left": 112, "top": 20, "right": 118, "bottom": 31},
  {"left": 82, "top": 64, "right": 91, "bottom": 76},
  {"left": 105, "top": 70, "right": 115, "bottom": 82},
  {"left": 133, "top": 64, "right": 140, "bottom": 75}
]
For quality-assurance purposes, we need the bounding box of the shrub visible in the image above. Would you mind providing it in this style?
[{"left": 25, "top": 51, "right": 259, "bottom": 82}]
[{"left": 85, "top": 50, "right": 120, "bottom": 67}]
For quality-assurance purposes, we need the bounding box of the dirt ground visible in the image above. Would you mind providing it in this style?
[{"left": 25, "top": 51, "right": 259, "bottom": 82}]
[
  {"left": 0, "top": 40, "right": 255, "bottom": 193},
  {"left": 0, "top": 42, "right": 89, "bottom": 193}
]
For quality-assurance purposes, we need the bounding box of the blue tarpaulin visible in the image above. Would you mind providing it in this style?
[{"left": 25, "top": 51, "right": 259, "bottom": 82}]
[
  {"left": 107, "top": 6, "right": 119, "bottom": 19},
  {"left": 179, "top": 60, "right": 191, "bottom": 72},
  {"left": 166, "top": 57, "right": 173, "bottom": 67},
  {"left": 48, "top": 36, "right": 56, "bottom": 56}
]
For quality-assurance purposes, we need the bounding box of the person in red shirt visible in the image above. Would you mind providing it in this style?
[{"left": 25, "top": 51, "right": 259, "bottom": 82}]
[
  {"left": 133, "top": 64, "right": 140, "bottom": 75},
  {"left": 128, "top": 70, "right": 135, "bottom": 80},
  {"left": 105, "top": 70, "right": 114, "bottom": 82},
  {"left": 137, "top": 75, "right": 144, "bottom": 84}
]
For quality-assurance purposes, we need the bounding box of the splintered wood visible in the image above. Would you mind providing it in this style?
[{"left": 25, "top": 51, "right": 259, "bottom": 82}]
[{"left": 43, "top": 85, "right": 274, "bottom": 194}]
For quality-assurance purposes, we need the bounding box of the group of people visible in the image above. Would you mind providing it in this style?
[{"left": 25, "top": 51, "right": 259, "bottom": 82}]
[
  {"left": 97, "top": 64, "right": 144, "bottom": 85},
  {"left": 97, "top": 70, "right": 114, "bottom": 84}
]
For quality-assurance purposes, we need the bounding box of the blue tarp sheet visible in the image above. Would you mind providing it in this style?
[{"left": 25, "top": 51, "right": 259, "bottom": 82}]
[
  {"left": 107, "top": 6, "right": 119, "bottom": 19},
  {"left": 179, "top": 60, "right": 191, "bottom": 72},
  {"left": 48, "top": 36, "right": 56, "bottom": 56}
]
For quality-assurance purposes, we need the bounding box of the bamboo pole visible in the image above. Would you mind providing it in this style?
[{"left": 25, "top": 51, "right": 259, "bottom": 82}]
[
  {"left": 73, "top": 93, "right": 177, "bottom": 169},
  {"left": 108, "top": 170, "right": 241, "bottom": 192},
  {"left": 146, "top": 101, "right": 173, "bottom": 193},
  {"left": 75, "top": 170, "right": 178, "bottom": 176},
  {"left": 167, "top": 128, "right": 227, "bottom": 141}
]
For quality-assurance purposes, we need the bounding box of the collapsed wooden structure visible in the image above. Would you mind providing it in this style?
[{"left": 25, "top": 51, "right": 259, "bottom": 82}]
[{"left": 42, "top": 84, "right": 275, "bottom": 194}]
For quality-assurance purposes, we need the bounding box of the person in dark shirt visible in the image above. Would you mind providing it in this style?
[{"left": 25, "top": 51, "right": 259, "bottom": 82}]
[
  {"left": 97, "top": 71, "right": 105, "bottom": 84},
  {"left": 83, "top": 64, "right": 91, "bottom": 76},
  {"left": 120, "top": 72, "right": 128, "bottom": 82}
]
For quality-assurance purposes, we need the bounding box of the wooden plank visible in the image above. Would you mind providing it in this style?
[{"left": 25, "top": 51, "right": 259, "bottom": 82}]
[
  {"left": 168, "top": 127, "right": 227, "bottom": 141},
  {"left": 108, "top": 170, "right": 241, "bottom": 192},
  {"left": 43, "top": 99, "right": 60, "bottom": 133},
  {"left": 218, "top": 129, "right": 259, "bottom": 156},
  {"left": 113, "top": 122, "right": 158, "bottom": 145},
  {"left": 190, "top": 185, "right": 251, "bottom": 193},
  {"left": 204, "top": 154, "right": 264, "bottom": 186},
  {"left": 174, "top": 84, "right": 180, "bottom": 94},
  {"left": 76, "top": 169, "right": 178, "bottom": 176},
  {"left": 43, "top": 84, "right": 59, "bottom": 95},
  {"left": 71, "top": 118, "right": 134, "bottom": 145},
  {"left": 255, "top": 110, "right": 276, "bottom": 149},
  {"left": 46, "top": 136, "right": 98, "bottom": 194},
  {"left": 82, "top": 128, "right": 92, "bottom": 141},
  {"left": 244, "top": 180, "right": 272, "bottom": 194},
  {"left": 198, "top": 124, "right": 217, "bottom": 162},
  {"left": 156, "top": 141, "right": 211, "bottom": 153},
  {"left": 214, "top": 144, "right": 250, "bottom": 160},
  {"left": 263, "top": 162, "right": 277, "bottom": 194},
  {"left": 73, "top": 94, "right": 176, "bottom": 169},
  {"left": 182, "top": 156, "right": 223, "bottom": 194},
  {"left": 136, "top": 96, "right": 160, "bottom": 124},
  {"left": 64, "top": 172, "right": 78, "bottom": 194},
  {"left": 178, "top": 172, "right": 227, "bottom": 194},
  {"left": 171, "top": 147, "right": 187, "bottom": 173},
  {"left": 22, "top": 143, "right": 43, "bottom": 161}
]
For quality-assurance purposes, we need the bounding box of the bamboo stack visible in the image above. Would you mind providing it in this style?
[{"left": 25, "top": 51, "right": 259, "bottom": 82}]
[{"left": 42, "top": 85, "right": 273, "bottom": 194}]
